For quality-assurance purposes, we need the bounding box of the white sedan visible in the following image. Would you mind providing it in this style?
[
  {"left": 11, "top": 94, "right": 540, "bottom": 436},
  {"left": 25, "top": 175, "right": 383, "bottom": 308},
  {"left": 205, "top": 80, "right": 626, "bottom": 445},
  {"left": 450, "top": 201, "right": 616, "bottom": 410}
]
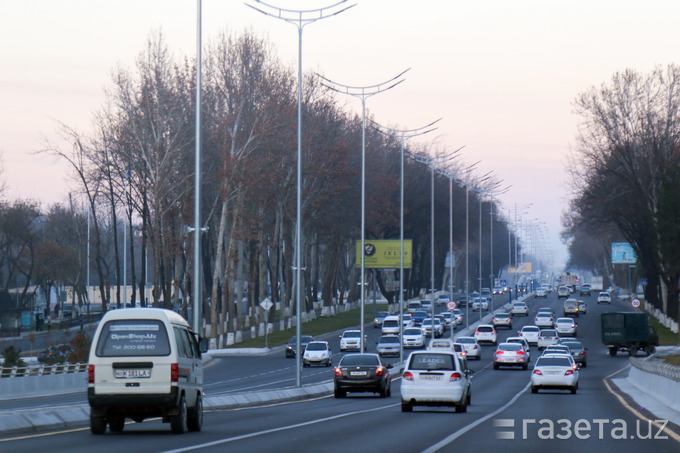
[
  {"left": 531, "top": 354, "right": 579, "bottom": 394},
  {"left": 597, "top": 292, "right": 612, "bottom": 304},
  {"left": 455, "top": 336, "right": 481, "bottom": 360},
  {"left": 554, "top": 317, "right": 578, "bottom": 337},
  {"left": 474, "top": 324, "right": 497, "bottom": 345},
  {"left": 402, "top": 327, "right": 426, "bottom": 349},
  {"left": 537, "top": 329, "right": 560, "bottom": 350},
  {"left": 534, "top": 312, "right": 555, "bottom": 328},
  {"left": 401, "top": 350, "right": 471, "bottom": 413},
  {"left": 518, "top": 325, "right": 541, "bottom": 346},
  {"left": 302, "top": 341, "right": 333, "bottom": 367}
]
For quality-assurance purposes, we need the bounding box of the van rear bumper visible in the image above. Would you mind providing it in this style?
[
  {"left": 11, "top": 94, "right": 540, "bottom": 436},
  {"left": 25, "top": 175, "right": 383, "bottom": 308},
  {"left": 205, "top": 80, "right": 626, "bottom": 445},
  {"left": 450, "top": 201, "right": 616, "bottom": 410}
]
[{"left": 88, "top": 386, "right": 180, "bottom": 410}]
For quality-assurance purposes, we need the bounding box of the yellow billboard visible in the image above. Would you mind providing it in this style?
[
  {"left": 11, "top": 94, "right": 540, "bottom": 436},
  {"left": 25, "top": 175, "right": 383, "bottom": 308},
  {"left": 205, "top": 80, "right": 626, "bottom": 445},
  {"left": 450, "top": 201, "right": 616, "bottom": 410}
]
[
  {"left": 508, "top": 262, "right": 532, "bottom": 274},
  {"left": 356, "top": 240, "right": 412, "bottom": 269}
]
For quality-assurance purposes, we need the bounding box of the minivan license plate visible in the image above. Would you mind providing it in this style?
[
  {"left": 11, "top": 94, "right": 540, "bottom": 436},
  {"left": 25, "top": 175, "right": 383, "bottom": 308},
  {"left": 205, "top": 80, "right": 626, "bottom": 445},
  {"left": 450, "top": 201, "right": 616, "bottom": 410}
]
[{"left": 115, "top": 369, "right": 151, "bottom": 379}]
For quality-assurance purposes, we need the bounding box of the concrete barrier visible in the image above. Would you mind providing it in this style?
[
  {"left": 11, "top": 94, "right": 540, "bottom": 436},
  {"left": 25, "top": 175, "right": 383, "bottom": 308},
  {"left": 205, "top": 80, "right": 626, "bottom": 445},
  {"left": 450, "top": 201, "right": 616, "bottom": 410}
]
[{"left": 627, "top": 348, "right": 680, "bottom": 414}]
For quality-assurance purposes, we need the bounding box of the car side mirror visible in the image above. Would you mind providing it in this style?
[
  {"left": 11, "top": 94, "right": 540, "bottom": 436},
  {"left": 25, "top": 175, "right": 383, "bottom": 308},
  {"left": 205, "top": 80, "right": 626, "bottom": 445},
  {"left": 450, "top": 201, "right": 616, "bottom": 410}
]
[
  {"left": 198, "top": 337, "right": 209, "bottom": 353},
  {"left": 465, "top": 369, "right": 474, "bottom": 376}
]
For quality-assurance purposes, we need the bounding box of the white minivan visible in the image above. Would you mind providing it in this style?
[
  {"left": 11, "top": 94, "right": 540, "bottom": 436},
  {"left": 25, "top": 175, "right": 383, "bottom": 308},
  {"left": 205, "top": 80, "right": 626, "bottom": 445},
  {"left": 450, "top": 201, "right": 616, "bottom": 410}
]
[{"left": 87, "top": 308, "right": 208, "bottom": 434}]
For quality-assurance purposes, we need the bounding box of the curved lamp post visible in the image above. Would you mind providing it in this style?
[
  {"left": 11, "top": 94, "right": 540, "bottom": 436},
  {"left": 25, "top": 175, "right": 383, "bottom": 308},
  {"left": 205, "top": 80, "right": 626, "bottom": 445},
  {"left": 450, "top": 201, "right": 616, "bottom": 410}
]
[
  {"left": 246, "top": 0, "right": 355, "bottom": 387},
  {"left": 317, "top": 69, "right": 409, "bottom": 353}
]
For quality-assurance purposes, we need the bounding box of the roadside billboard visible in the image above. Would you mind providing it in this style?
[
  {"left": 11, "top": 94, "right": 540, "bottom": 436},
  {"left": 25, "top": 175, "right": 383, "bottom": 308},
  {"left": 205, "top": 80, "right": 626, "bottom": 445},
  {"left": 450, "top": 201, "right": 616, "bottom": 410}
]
[
  {"left": 356, "top": 240, "right": 412, "bottom": 269},
  {"left": 611, "top": 242, "right": 637, "bottom": 264},
  {"left": 508, "top": 262, "right": 532, "bottom": 274}
]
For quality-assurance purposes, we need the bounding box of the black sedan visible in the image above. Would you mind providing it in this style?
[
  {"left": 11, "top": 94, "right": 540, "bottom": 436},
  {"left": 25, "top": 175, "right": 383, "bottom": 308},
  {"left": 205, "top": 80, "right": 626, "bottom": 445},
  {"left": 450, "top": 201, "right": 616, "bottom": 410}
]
[
  {"left": 285, "top": 335, "right": 314, "bottom": 358},
  {"left": 334, "top": 353, "right": 392, "bottom": 398}
]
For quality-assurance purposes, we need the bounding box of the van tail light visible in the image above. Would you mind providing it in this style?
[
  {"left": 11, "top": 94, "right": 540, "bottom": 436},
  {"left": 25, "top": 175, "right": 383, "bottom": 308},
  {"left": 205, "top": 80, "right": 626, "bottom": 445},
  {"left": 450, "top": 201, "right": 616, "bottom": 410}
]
[
  {"left": 403, "top": 371, "right": 414, "bottom": 381},
  {"left": 449, "top": 372, "right": 462, "bottom": 382},
  {"left": 88, "top": 364, "right": 95, "bottom": 383},
  {"left": 171, "top": 363, "right": 179, "bottom": 382}
]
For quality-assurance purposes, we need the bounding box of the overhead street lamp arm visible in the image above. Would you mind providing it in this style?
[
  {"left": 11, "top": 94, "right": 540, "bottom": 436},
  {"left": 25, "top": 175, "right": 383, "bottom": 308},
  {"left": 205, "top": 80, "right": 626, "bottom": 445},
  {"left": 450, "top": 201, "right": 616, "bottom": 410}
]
[{"left": 246, "top": 0, "right": 357, "bottom": 26}]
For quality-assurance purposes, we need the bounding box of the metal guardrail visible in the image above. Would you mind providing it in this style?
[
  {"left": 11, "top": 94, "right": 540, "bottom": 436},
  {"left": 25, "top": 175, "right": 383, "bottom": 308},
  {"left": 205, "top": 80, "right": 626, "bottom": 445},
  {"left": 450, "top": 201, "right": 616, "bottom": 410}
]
[
  {"left": 630, "top": 357, "right": 680, "bottom": 382},
  {"left": 0, "top": 363, "right": 87, "bottom": 378}
]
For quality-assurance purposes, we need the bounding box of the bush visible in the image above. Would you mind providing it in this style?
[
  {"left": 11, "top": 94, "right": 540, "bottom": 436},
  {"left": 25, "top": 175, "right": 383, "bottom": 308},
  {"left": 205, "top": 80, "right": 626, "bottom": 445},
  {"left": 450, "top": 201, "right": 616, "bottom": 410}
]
[
  {"left": 69, "top": 331, "right": 91, "bottom": 363},
  {"left": 2, "top": 345, "right": 26, "bottom": 373}
]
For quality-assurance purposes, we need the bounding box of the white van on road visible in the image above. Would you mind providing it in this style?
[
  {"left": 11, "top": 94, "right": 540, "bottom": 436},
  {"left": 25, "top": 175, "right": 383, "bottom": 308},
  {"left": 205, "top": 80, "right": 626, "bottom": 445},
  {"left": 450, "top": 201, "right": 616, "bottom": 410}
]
[{"left": 88, "top": 308, "right": 208, "bottom": 434}]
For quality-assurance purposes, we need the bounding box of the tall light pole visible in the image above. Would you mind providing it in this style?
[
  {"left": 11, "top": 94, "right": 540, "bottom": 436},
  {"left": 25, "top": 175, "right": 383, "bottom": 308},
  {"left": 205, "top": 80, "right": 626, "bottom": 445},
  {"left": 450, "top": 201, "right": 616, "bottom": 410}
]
[
  {"left": 411, "top": 147, "right": 461, "bottom": 325},
  {"left": 247, "top": 0, "right": 355, "bottom": 387},
  {"left": 193, "top": 0, "right": 203, "bottom": 333},
  {"left": 318, "top": 69, "right": 408, "bottom": 353},
  {"left": 372, "top": 120, "right": 439, "bottom": 361}
]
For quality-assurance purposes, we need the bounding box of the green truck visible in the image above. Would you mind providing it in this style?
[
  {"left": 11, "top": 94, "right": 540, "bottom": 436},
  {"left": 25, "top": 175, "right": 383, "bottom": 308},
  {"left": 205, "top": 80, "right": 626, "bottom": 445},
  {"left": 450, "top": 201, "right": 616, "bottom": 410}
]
[{"left": 601, "top": 312, "right": 658, "bottom": 356}]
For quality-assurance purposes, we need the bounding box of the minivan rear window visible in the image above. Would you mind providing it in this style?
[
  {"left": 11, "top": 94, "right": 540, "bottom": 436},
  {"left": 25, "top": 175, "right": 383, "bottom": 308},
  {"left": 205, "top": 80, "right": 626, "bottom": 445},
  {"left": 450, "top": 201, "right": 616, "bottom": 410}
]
[{"left": 96, "top": 319, "right": 171, "bottom": 357}]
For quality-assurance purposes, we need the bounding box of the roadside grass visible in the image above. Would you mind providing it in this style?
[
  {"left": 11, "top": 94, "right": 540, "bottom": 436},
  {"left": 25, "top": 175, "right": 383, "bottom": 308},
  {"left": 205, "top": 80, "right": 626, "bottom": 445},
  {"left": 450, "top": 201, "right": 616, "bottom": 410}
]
[
  {"left": 649, "top": 316, "right": 680, "bottom": 346},
  {"left": 223, "top": 307, "right": 376, "bottom": 349}
]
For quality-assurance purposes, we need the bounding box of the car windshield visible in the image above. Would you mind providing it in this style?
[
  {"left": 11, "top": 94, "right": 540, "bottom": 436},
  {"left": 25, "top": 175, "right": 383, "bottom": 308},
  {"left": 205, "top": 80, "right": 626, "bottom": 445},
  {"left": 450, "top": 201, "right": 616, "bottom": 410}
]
[
  {"left": 536, "top": 357, "right": 572, "bottom": 367},
  {"left": 340, "top": 355, "right": 379, "bottom": 366},
  {"left": 289, "top": 335, "right": 313, "bottom": 344},
  {"left": 343, "top": 331, "right": 361, "bottom": 338},
  {"left": 379, "top": 337, "right": 400, "bottom": 344},
  {"left": 377, "top": 311, "right": 389, "bottom": 317},
  {"left": 306, "top": 342, "right": 328, "bottom": 351}
]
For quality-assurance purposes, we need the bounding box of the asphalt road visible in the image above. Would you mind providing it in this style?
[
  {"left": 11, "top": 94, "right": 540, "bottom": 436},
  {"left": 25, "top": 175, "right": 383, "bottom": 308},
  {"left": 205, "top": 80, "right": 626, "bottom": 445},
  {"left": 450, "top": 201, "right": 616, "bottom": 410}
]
[{"left": 1, "top": 292, "right": 678, "bottom": 452}]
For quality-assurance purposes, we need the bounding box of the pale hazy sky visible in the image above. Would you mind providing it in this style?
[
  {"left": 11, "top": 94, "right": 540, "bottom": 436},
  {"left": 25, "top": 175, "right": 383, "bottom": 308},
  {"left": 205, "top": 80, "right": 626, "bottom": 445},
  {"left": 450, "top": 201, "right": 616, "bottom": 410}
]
[{"left": 2, "top": 0, "right": 679, "bottom": 269}]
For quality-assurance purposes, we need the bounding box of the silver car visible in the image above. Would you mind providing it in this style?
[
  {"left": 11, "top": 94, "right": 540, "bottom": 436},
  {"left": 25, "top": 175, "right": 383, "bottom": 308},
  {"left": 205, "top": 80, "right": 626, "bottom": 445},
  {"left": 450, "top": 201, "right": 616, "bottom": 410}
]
[
  {"left": 493, "top": 342, "right": 529, "bottom": 370},
  {"left": 376, "top": 335, "right": 401, "bottom": 357}
]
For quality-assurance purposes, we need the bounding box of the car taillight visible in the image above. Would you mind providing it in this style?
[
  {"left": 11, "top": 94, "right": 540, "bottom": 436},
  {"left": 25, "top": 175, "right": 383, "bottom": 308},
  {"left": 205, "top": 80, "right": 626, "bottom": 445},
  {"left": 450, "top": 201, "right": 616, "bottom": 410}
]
[
  {"left": 495, "top": 350, "right": 504, "bottom": 355},
  {"left": 517, "top": 351, "right": 525, "bottom": 355},
  {"left": 474, "top": 330, "right": 480, "bottom": 335},
  {"left": 565, "top": 369, "right": 574, "bottom": 375},
  {"left": 533, "top": 369, "right": 543, "bottom": 375},
  {"left": 403, "top": 371, "right": 414, "bottom": 381},
  {"left": 171, "top": 363, "right": 179, "bottom": 382},
  {"left": 460, "top": 351, "right": 467, "bottom": 357},
  {"left": 375, "top": 367, "right": 384, "bottom": 376},
  {"left": 572, "top": 364, "right": 578, "bottom": 370},
  {"left": 335, "top": 367, "right": 342, "bottom": 376},
  {"left": 88, "top": 364, "right": 95, "bottom": 383},
  {"left": 449, "top": 372, "right": 462, "bottom": 382},
  {"left": 473, "top": 345, "right": 478, "bottom": 349},
  {"left": 580, "top": 351, "right": 586, "bottom": 356}
]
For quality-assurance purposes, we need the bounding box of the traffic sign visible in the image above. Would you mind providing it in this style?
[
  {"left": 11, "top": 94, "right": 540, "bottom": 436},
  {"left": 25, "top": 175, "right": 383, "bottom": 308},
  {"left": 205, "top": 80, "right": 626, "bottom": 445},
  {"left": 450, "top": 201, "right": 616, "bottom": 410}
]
[
  {"left": 631, "top": 298, "right": 641, "bottom": 309},
  {"left": 259, "top": 297, "right": 273, "bottom": 311},
  {"left": 500, "top": 279, "right": 507, "bottom": 286},
  {"left": 447, "top": 301, "right": 457, "bottom": 310}
]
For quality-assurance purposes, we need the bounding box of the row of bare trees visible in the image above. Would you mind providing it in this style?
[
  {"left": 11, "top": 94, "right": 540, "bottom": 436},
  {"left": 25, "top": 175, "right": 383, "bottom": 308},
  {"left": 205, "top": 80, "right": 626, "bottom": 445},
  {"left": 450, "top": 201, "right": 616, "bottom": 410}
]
[
  {"left": 29, "top": 30, "right": 513, "bottom": 345},
  {"left": 565, "top": 65, "right": 680, "bottom": 321}
]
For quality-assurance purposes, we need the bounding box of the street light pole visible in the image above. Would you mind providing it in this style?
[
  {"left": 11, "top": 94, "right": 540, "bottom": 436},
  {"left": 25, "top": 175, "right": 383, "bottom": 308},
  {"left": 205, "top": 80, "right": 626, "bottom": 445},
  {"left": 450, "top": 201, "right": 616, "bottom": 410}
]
[
  {"left": 247, "top": 0, "right": 355, "bottom": 387},
  {"left": 372, "top": 120, "right": 439, "bottom": 362},
  {"left": 318, "top": 69, "right": 409, "bottom": 353}
]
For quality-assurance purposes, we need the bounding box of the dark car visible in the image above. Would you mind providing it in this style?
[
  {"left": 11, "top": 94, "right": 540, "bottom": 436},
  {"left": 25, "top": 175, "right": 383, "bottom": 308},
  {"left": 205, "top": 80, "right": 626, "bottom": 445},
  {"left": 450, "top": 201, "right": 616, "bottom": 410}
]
[
  {"left": 560, "top": 339, "right": 588, "bottom": 367},
  {"left": 411, "top": 310, "right": 428, "bottom": 327},
  {"left": 37, "top": 344, "right": 73, "bottom": 364},
  {"left": 334, "top": 353, "right": 392, "bottom": 398},
  {"left": 373, "top": 311, "right": 390, "bottom": 328},
  {"left": 285, "top": 335, "right": 314, "bottom": 358}
]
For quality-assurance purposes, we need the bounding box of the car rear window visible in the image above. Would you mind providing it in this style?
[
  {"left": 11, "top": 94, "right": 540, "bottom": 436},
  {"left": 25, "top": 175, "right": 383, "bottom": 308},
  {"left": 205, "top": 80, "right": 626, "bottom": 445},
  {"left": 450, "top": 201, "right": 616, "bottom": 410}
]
[
  {"left": 383, "top": 320, "right": 399, "bottom": 327},
  {"left": 408, "top": 353, "right": 455, "bottom": 371},
  {"left": 499, "top": 343, "right": 522, "bottom": 351},
  {"left": 380, "top": 337, "right": 400, "bottom": 344},
  {"left": 536, "top": 357, "right": 572, "bottom": 367},
  {"left": 341, "top": 355, "right": 379, "bottom": 366},
  {"left": 478, "top": 326, "right": 493, "bottom": 332},
  {"left": 404, "top": 328, "right": 421, "bottom": 335},
  {"left": 95, "top": 319, "right": 171, "bottom": 357},
  {"left": 523, "top": 327, "right": 540, "bottom": 332}
]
